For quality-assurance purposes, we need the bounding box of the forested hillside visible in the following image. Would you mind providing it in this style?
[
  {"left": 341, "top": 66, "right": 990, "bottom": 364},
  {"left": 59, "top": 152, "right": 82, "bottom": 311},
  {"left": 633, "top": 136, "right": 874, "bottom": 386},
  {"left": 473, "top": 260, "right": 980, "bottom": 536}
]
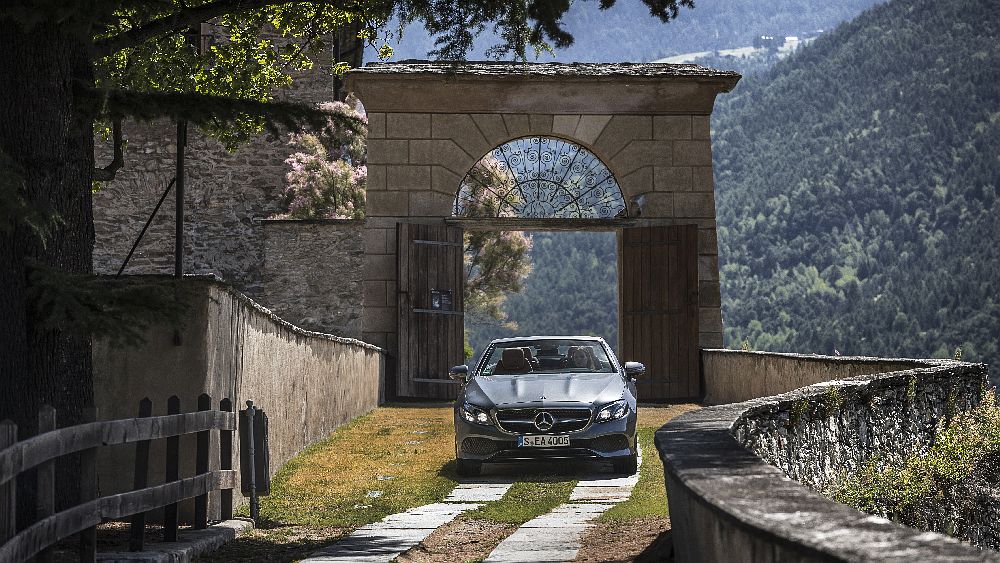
[
  {"left": 713, "top": 0, "right": 1000, "bottom": 365},
  {"left": 466, "top": 232, "right": 617, "bottom": 360},
  {"left": 376, "top": 0, "right": 883, "bottom": 62}
]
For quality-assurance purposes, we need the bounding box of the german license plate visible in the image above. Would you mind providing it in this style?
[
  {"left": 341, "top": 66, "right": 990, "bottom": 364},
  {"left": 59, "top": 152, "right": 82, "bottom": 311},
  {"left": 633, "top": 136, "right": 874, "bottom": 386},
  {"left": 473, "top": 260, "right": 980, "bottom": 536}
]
[{"left": 518, "top": 435, "right": 570, "bottom": 447}]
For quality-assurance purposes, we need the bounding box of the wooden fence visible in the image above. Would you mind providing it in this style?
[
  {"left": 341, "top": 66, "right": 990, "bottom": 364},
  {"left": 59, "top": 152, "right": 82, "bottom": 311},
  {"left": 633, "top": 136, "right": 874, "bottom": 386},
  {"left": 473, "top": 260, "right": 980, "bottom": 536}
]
[{"left": 0, "top": 394, "right": 236, "bottom": 562}]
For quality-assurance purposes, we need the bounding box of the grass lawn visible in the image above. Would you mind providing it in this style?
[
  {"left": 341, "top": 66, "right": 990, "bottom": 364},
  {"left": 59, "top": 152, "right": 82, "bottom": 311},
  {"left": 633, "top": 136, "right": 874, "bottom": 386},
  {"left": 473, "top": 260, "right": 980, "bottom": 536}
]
[
  {"left": 467, "top": 476, "right": 577, "bottom": 525},
  {"left": 210, "top": 405, "right": 457, "bottom": 562},
  {"left": 599, "top": 404, "right": 700, "bottom": 522}
]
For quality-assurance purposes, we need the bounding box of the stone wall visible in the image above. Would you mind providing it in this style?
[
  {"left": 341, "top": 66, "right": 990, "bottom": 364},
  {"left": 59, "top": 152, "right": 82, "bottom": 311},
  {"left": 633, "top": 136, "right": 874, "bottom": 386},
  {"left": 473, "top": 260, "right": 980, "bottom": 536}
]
[
  {"left": 701, "top": 349, "right": 926, "bottom": 405},
  {"left": 92, "top": 276, "right": 384, "bottom": 518},
  {"left": 657, "top": 353, "right": 997, "bottom": 562},
  {"left": 733, "top": 363, "right": 986, "bottom": 491},
  {"left": 263, "top": 219, "right": 364, "bottom": 337},
  {"left": 91, "top": 33, "right": 341, "bottom": 300}
]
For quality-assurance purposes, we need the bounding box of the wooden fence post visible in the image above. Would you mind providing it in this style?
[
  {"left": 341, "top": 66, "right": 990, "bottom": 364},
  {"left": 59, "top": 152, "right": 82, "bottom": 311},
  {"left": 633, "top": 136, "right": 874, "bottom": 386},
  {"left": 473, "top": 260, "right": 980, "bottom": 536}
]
[
  {"left": 0, "top": 420, "right": 16, "bottom": 545},
  {"left": 219, "top": 398, "right": 233, "bottom": 521},
  {"left": 164, "top": 395, "right": 180, "bottom": 542},
  {"left": 36, "top": 406, "right": 56, "bottom": 563},
  {"left": 194, "top": 393, "right": 211, "bottom": 529},
  {"left": 79, "top": 407, "right": 98, "bottom": 562},
  {"left": 129, "top": 398, "right": 153, "bottom": 552}
]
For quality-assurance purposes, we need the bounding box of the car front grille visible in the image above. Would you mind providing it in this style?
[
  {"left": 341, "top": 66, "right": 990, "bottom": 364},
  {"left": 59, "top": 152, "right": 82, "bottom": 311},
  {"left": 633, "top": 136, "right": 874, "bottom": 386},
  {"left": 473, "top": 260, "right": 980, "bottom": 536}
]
[
  {"left": 591, "top": 434, "right": 630, "bottom": 452},
  {"left": 462, "top": 437, "right": 499, "bottom": 455},
  {"left": 494, "top": 408, "right": 592, "bottom": 434}
]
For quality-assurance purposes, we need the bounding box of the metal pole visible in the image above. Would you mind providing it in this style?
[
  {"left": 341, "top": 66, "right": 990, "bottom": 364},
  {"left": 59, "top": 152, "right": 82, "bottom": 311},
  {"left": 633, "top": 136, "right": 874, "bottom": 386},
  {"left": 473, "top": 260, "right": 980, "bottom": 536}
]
[
  {"left": 245, "top": 400, "right": 259, "bottom": 522},
  {"left": 116, "top": 178, "right": 176, "bottom": 278},
  {"left": 175, "top": 120, "right": 186, "bottom": 278}
]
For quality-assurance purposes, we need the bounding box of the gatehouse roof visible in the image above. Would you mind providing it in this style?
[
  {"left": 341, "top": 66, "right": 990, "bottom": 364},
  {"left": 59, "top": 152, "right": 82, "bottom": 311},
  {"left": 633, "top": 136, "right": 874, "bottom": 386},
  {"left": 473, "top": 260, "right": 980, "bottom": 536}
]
[{"left": 351, "top": 60, "right": 740, "bottom": 82}]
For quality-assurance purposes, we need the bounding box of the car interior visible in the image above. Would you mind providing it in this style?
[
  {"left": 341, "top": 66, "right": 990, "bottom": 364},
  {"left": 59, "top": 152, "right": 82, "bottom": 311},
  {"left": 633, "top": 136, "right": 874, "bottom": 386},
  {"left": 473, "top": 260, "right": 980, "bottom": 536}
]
[{"left": 482, "top": 342, "right": 613, "bottom": 375}]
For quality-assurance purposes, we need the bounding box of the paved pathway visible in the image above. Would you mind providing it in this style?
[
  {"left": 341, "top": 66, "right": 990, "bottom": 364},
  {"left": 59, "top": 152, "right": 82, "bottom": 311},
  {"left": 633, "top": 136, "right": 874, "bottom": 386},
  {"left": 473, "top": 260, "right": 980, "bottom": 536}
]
[
  {"left": 303, "top": 452, "right": 640, "bottom": 563},
  {"left": 485, "top": 453, "right": 642, "bottom": 563},
  {"left": 301, "top": 478, "right": 515, "bottom": 563}
]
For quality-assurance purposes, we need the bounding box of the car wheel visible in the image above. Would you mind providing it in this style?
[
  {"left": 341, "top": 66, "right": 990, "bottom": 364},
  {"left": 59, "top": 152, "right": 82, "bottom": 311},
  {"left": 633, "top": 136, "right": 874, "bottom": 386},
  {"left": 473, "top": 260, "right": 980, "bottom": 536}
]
[
  {"left": 457, "top": 458, "right": 482, "bottom": 477},
  {"left": 613, "top": 453, "right": 637, "bottom": 475}
]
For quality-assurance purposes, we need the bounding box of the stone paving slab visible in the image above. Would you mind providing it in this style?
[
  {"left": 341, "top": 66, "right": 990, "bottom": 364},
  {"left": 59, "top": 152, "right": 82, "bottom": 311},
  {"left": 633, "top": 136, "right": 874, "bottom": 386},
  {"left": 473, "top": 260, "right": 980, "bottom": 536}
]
[
  {"left": 303, "top": 503, "right": 479, "bottom": 563},
  {"left": 484, "top": 503, "right": 613, "bottom": 563},
  {"left": 445, "top": 481, "right": 514, "bottom": 502},
  {"left": 486, "top": 448, "right": 644, "bottom": 562}
]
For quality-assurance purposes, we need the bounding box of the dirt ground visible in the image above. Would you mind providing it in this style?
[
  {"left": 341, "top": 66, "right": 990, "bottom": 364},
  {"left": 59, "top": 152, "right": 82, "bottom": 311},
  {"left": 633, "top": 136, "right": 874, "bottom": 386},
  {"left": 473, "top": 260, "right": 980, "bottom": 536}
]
[
  {"left": 395, "top": 517, "right": 517, "bottom": 563},
  {"left": 575, "top": 517, "right": 673, "bottom": 562}
]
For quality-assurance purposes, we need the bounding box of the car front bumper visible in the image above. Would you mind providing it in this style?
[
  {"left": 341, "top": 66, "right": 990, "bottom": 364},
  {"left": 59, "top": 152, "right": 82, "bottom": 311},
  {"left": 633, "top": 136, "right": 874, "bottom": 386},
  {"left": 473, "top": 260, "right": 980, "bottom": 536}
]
[{"left": 455, "top": 412, "right": 637, "bottom": 463}]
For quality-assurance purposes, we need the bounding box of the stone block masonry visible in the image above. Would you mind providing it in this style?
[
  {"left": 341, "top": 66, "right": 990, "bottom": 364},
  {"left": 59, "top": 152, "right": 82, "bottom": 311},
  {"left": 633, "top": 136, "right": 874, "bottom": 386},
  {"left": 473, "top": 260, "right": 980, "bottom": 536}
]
[{"left": 263, "top": 219, "right": 364, "bottom": 338}]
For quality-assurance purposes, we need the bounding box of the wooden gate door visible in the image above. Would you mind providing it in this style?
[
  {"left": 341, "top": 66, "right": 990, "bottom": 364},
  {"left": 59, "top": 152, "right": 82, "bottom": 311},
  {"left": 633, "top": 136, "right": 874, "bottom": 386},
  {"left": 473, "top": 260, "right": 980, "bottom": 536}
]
[
  {"left": 619, "top": 225, "right": 700, "bottom": 401},
  {"left": 397, "top": 223, "right": 465, "bottom": 399}
]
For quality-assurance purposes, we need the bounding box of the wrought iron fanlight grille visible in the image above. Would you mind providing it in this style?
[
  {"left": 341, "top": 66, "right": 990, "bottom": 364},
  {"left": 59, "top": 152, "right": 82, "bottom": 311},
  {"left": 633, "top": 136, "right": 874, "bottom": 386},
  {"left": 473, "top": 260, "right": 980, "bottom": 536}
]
[{"left": 453, "top": 137, "right": 626, "bottom": 219}]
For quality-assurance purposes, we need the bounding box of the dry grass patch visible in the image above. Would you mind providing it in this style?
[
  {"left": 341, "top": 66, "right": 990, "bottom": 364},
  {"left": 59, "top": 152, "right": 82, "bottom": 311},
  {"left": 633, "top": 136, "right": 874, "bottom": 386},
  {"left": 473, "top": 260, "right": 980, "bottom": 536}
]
[
  {"left": 260, "top": 404, "right": 458, "bottom": 528},
  {"left": 206, "top": 405, "right": 457, "bottom": 562}
]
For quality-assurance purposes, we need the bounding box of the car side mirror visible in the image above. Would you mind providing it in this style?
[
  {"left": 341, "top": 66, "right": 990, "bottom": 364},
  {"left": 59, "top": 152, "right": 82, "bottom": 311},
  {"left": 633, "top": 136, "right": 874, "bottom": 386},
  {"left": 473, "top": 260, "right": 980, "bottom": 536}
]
[
  {"left": 624, "top": 362, "right": 645, "bottom": 379},
  {"left": 449, "top": 365, "right": 469, "bottom": 381}
]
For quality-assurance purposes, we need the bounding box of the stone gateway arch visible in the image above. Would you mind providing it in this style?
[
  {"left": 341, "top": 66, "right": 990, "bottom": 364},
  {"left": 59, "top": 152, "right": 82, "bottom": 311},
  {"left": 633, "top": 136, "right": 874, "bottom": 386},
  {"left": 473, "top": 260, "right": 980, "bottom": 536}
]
[{"left": 346, "top": 62, "right": 740, "bottom": 401}]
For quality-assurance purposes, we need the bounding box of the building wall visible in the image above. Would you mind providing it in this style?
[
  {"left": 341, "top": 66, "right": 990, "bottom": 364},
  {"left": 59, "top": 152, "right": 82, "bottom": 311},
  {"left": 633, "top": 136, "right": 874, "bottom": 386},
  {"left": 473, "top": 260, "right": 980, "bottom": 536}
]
[
  {"left": 359, "top": 110, "right": 724, "bottom": 354},
  {"left": 91, "top": 32, "right": 342, "bottom": 301},
  {"left": 263, "top": 219, "right": 365, "bottom": 337},
  {"left": 92, "top": 277, "right": 384, "bottom": 517}
]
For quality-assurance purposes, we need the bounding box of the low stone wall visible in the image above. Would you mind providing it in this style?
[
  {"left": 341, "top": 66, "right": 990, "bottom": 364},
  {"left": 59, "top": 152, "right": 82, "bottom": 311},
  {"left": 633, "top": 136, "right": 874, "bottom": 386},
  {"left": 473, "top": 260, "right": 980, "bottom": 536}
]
[
  {"left": 701, "top": 348, "right": 924, "bottom": 405},
  {"left": 263, "top": 219, "right": 364, "bottom": 338},
  {"left": 93, "top": 276, "right": 385, "bottom": 518},
  {"left": 658, "top": 352, "right": 998, "bottom": 562}
]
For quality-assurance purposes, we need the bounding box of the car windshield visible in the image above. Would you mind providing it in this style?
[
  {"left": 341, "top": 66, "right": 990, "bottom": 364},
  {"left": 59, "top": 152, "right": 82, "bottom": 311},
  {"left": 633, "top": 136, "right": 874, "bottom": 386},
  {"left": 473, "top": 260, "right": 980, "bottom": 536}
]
[{"left": 477, "top": 339, "right": 616, "bottom": 376}]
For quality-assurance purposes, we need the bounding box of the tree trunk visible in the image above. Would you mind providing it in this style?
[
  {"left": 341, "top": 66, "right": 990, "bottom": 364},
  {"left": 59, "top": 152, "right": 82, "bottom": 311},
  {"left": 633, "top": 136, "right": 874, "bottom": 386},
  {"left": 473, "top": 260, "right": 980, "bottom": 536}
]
[{"left": 0, "top": 17, "right": 96, "bottom": 515}]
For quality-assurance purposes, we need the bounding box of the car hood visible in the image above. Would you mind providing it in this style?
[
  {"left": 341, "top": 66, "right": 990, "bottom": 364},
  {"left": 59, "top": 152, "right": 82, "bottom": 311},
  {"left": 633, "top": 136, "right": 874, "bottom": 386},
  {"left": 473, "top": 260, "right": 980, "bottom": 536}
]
[{"left": 464, "top": 372, "right": 625, "bottom": 409}]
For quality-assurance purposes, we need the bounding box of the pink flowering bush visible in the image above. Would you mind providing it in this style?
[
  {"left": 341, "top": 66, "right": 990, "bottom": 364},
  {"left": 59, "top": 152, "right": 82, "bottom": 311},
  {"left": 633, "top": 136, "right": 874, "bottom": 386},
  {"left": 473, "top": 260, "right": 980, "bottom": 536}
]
[{"left": 274, "top": 98, "right": 367, "bottom": 219}]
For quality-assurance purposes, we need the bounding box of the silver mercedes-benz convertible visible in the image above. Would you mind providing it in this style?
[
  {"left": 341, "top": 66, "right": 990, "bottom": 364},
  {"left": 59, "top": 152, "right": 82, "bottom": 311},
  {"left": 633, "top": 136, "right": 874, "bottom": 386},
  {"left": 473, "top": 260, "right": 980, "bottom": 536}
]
[{"left": 449, "top": 336, "right": 645, "bottom": 476}]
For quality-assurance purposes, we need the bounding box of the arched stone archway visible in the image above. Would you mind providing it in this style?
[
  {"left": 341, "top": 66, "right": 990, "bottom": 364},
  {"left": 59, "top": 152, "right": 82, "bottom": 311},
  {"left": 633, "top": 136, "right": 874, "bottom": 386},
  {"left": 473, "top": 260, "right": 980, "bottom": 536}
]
[
  {"left": 455, "top": 136, "right": 626, "bottom": 219},
  {"left": 346, "top": 62, "right": 739, "bottom": 400}
]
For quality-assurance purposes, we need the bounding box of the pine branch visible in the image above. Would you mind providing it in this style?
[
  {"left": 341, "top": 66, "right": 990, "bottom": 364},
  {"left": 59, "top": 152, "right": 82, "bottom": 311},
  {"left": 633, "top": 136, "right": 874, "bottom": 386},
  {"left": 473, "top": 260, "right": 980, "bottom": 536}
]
[
  {"left": 93, "top": 118, "right": 124, "bottom": 182},
  {"left": 93, "top": 0, "right": 345, "bottom": 58},
  {"left": 80, "top": 87, "right": 365, "bottom": 137}
]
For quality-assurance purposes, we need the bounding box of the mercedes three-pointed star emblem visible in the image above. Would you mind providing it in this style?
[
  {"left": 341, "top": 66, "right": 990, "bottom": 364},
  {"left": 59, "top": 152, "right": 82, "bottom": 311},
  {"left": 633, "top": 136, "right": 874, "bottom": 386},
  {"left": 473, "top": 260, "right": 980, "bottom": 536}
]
[{"left": 534, "top": 411, "right": 555, "bottom": 432}]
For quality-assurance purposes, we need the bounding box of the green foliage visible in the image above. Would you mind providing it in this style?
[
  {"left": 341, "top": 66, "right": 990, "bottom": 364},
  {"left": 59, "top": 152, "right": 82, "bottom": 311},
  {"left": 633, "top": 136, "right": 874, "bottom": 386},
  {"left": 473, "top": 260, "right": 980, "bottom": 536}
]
[
  {"left": 822, "top": 388, "right": 844, "bottom": 417},
  {"left": 456, "top": 157, "right": 534, "bottom": 328},
  {"left": 788, "top": 398, "right": 810, "bottom": 429},
  {"left": 464, "top": 230, "right": 532, "bottom": 327},
  {"left": 466, "top": 231, "right": 618, "bottom": 359},
  {"left": 714, "top": 0, "right": 1000, "bottom": 372},
  {"left": 26, "top": 265, "right": 192, "bottom": 346},
  {"left": 88, "top": 2, "right": 391, "bottom": 147},
  {"left": 832, "top": 391, "right": 1000, "bottom": 535}
]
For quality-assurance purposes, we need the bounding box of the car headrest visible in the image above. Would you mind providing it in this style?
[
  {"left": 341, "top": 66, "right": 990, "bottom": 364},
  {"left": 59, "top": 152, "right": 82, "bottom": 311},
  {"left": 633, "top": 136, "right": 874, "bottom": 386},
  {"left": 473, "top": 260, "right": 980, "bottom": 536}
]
[{"left": 500, "top": 347, "right": 528, "bottom": 371}]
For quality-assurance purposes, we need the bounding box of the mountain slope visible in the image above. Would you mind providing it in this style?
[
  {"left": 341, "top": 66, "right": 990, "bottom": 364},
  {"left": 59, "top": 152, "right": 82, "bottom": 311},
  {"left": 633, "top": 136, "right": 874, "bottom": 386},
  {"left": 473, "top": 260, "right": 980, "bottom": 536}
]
[
  {"left": 713, "top": 0, "right": 1000, "bottom": 366},
  {"left": 374, "top": 0, "right": 884, "bottom": 62}
]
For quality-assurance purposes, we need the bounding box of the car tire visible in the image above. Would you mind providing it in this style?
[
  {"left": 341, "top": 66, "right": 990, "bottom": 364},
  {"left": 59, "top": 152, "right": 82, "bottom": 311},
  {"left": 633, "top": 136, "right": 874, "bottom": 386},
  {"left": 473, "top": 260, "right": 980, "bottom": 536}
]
[
  {"left": 613, "top": 453, "right": 638, "bottom": 475},
  {"left": 457, "top": 458, "right": 482, "bottom": 477}
]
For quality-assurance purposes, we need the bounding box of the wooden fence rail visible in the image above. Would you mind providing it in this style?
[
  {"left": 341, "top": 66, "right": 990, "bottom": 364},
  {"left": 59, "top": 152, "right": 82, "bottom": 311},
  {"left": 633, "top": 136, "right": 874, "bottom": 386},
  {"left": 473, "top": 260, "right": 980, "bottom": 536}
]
[{"left": 0, "top": 394, "right": 238, "bottom": 562}]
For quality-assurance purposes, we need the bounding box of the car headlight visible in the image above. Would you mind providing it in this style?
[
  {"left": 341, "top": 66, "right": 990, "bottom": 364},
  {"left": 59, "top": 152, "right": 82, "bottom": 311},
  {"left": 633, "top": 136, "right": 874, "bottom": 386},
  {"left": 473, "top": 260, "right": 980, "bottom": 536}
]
[
  {"left": 460, "top": 403, "right": 492, "bottom": 425},
  {"left": 595, "top": 399, "right": 629, "bottom": 423}
]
